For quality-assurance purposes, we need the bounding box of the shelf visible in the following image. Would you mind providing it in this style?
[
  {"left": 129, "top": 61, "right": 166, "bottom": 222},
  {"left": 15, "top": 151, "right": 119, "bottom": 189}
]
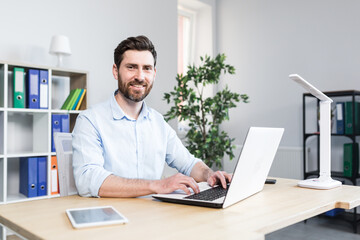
[
  {"left": 6, "top": 108, "right": 49, "bottom": 113},
  {"left": 50, "top": 110, "right": 82, "bottom": 114},
  {"left": 304, "top": 90, "right": 360, "bottom": 98},
  {"left": 304, "top": 170, "right": 359, "bottom": 179},
  {"left": 305, "top": 133, "right": 360, "bottom": 140},
  {"left": 6, "top": 152, "right": 49, "bottom": 158},
  {"left": 7, "top": 112, "right": 48, "bottom": 153},
  {"left": 303, "top": 88, "right": 360, "bottom": 231},
  {"left": 0, "top": 61, "right": 87, "bottom": 205},
  {"left": 6, "top": 192, "right": 49, "bottom": 204}
]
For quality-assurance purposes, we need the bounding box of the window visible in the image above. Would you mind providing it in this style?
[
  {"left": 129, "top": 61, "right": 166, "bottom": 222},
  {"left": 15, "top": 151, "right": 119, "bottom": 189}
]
[{"left": 178, "top": 8, "right": 195, "bottom": 75}]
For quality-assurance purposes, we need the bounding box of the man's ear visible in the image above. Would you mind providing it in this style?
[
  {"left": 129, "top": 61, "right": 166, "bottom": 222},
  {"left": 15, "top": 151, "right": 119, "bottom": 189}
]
[{"left": 112, "top": 64, "right": 119, "bottom": 80}]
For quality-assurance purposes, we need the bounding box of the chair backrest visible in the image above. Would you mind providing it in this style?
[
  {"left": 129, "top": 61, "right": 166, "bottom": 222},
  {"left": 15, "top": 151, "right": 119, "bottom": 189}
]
[{"left": 54, "top": 132, "right": 78, "bottom": 196}]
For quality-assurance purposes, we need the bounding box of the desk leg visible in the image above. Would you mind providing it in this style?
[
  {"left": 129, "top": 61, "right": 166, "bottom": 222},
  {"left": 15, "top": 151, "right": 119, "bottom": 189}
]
[{"left": 353, "top": 208, "right": 358, "bottom": 233}]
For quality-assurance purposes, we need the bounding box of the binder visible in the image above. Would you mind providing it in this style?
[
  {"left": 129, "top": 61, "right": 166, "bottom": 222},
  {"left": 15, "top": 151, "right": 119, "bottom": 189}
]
[
  {"left": 26, "top": 69, "right": 40, "bottom": 109},
  {"left": 37, "top": 157, "right": 47, "bottom": 196},
  {"left": 344, "top": 101, "right": 360, "bottom": 135},
  {"left": 325, "top": 208, "right": 344, "bottom": 217},
  {"left": 13, "top": 67, "right": 25, "bottom": 108},
  {"left": 75, "top": 89, "right": 86, "bottom": 110},
  {"left": 343, "top": 142, "right": 359, "bottom": 177},
  {"left": 336, "top": 102, "right": 345, "bottom": 134},
  {"left": 72, "top": 89, "right": 84, "bottom": 110},
  {"left": 39, "top": 70, "right": 49, "bottom": 109},
  {"left": 61, "top": 114, "right": 70, "bottom": 133},
  {"left": 19, "top": 157, "right": 38, "bottom": 198},
  {"left": 51, "top": 156, "right": 59, "bottom": 195},
  {"left": 52, "top": 115, "right": 62, "bottom": 152}
]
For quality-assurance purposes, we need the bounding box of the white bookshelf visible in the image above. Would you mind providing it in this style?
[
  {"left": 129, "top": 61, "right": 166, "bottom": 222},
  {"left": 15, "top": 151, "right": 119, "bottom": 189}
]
[{"left": 0, "top": 60, "right": 87, "bottom": 205}]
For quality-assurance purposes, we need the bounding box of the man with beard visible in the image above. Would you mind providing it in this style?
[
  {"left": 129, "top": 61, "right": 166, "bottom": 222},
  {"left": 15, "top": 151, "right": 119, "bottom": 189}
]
[{"left": 72, "top": 36, "right": 232, "bottom": 198}]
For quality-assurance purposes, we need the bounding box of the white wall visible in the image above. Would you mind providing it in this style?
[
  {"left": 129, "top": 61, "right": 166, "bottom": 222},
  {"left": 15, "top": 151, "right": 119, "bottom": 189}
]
[
  {"left": 217, "top": 0, "right": 360, "bottom": 147},
  {"left": 0, "top": 0, "right": 177, "bottom": 113}
]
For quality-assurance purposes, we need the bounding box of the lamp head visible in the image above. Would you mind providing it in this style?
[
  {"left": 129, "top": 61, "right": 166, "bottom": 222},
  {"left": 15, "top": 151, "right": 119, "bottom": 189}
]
[{"left": 289, "top": 74, "right": 332, "bottom": 102}]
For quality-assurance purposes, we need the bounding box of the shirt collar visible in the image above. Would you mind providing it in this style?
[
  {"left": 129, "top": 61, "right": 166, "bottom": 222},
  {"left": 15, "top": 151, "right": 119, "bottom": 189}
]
[{"left": 111, "top": 90, "right": 151, "bottom": 121}]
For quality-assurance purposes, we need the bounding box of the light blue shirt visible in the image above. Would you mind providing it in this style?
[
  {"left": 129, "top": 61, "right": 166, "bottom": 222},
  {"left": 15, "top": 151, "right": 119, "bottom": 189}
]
[{"left": 72, "top": 91, "right": 201, "bottom": 197}]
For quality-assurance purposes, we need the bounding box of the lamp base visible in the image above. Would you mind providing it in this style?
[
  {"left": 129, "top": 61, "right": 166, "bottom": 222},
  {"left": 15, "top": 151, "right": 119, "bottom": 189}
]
[{"left": 298, "top": 178, "right": 342, "bottom": 190}]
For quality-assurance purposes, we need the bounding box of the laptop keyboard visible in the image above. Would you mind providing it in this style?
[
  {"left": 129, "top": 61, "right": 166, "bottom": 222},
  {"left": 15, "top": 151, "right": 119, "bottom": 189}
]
[{"left": 184, "top": 184, "right": 229, "bottom": 201}]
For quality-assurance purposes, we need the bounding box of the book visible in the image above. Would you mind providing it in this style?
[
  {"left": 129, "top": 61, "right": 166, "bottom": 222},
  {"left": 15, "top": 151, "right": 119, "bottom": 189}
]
[
  {"left": 75, "top": 89, "right": 86, "bottom": 110},
  {"left": 61, "top": 89, "right": 77, "bottom": 110},
  {"left": 66, "top": 88, "right": 82, "bottom": 110},
  {"left": 72, "top": 89, "right": 84, "bottom": 110}
]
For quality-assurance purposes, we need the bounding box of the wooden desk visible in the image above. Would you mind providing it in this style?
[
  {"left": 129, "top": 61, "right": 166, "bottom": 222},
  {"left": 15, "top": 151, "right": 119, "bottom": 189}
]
[{"left": 1, "top": 178, "right": 360, "bottom": 240}]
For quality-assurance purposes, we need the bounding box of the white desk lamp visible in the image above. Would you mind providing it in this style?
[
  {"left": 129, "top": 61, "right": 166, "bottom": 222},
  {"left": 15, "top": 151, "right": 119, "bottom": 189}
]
[
  {"left": 290, "top": 74, "right": 342, "bottom": 189},
  {"left": 49, "top": 35, "right": 72, "bottom": 67}
]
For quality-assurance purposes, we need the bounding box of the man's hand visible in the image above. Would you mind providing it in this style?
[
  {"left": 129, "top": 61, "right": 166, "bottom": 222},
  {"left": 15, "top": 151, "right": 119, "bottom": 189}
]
[
  {"left": 190, "top": 161, "right": 232, "bottom": 189},
  {"left": 207, "top": 171, "right": 232, "bottom": 189},
  {"left": 152, "top": 173, "right": 200, "bottom": 195}
]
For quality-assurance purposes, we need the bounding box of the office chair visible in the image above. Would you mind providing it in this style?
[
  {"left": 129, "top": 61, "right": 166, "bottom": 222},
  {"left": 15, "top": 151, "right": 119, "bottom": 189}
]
[{"left": 54, "top": 132, "right": 78, "bottom": 196}]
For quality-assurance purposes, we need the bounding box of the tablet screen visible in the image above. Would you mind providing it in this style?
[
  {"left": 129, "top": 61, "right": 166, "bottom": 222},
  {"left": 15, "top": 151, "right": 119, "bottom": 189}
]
[{"left": 66, "top": 206, "right": 128, "bottom": 228}]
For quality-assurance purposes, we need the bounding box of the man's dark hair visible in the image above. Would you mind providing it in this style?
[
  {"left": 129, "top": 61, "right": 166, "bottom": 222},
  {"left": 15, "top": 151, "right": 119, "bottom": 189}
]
[{"left": 114, "top": 35, "right": 157, "bottom": 69}]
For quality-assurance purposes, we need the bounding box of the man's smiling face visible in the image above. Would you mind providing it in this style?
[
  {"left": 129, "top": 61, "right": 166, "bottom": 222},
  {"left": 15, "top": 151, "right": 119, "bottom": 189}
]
[{"left": 115, "top": 50, "right": 156, "bottom": 102}]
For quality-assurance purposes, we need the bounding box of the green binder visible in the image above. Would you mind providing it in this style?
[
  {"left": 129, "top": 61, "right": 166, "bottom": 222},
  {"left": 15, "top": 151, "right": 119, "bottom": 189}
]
[
  {"left": 13, "top": 67, "right": 25, "bottom": 108},
  {"left": 343, "top": 142, "right": 359, "bottom": 177},
  {"left": 344, "top": 101, "right": 360, "bottom": 135}
]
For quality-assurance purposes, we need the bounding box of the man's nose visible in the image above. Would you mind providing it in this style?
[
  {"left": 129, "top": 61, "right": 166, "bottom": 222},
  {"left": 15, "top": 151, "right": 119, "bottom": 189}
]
[{"left": 135, "top": 69, "right": 145, "bottom": 81}]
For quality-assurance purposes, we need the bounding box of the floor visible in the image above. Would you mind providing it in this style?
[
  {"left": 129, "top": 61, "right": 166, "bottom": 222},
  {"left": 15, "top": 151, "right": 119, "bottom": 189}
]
[{"left": 266, "top": 215, "right": 360, "bottom": 240}]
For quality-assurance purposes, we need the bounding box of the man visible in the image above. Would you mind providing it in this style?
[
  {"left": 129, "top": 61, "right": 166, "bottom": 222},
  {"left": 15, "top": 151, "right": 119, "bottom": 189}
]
[{"left": 72, "top": 35, "right": 232, "bottom": 198}]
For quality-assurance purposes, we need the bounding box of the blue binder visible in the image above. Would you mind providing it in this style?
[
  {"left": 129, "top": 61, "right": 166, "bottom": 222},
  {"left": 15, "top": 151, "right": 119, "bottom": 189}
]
[
  {"left": 61, "top": 114, "right": 70, "bottom": 133},
  {"left": 39, "top": 70, "right": 49, "bottom": 109},
  {"left": 52, "top": 115, "right": 62, "bottom": 152},
  {"left": 37, "top": 157, "right": 47, "bottom": 196},
  {"left": 336, "top": 102, "right": 345, "bottom": 134},
  {"left": 19, "top": 157, "right": 38, "bottom": 198},
  {"left": 26, "top": 69, "right": 40, "bottom": 109}
]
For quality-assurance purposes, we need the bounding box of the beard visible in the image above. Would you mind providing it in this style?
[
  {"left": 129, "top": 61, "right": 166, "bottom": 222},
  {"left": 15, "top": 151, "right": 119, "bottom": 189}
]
[{"left": 117, "top": 74, "right": 153, "bottom": 102}]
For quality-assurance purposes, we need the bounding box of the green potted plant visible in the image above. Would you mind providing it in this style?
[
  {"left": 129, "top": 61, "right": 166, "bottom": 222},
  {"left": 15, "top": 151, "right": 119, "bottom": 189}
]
[{"left": 163, "top": 54, "right": 249, "bottom": 168}]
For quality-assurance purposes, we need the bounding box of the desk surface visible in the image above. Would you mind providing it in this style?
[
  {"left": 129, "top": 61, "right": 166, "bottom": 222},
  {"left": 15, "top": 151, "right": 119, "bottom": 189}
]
[{"left": 1, "top": 178, "right": 360, "bottom": 240}]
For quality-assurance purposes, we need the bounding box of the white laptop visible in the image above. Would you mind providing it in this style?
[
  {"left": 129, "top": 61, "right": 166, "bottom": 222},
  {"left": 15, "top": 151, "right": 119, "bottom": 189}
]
[{"left": 152, "top": 127, "right": 284, "bottom": 208}]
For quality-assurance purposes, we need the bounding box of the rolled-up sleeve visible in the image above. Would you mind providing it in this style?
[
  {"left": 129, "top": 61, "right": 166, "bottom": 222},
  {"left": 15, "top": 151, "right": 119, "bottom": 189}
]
[
  {"left": 165, "top": 125, "right": 201, "bottom": 176},
  {"left": 72, "top": 113, "right": 112, "bottom": 197}
]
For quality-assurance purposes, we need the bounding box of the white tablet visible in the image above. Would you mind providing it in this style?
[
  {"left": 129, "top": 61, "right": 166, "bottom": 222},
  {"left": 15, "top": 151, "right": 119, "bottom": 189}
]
[{"left": 66, "top": 206, "right": 128, "bottom": 229}]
